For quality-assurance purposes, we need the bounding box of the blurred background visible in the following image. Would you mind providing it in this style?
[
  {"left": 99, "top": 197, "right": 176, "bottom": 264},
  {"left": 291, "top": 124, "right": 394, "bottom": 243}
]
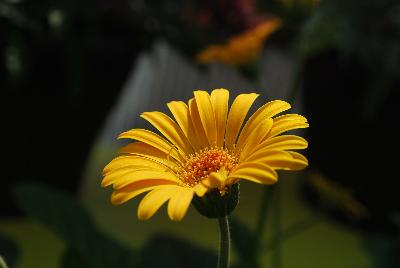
[{"left": 1, "top": 0, "right": 400, "bottom": 267}]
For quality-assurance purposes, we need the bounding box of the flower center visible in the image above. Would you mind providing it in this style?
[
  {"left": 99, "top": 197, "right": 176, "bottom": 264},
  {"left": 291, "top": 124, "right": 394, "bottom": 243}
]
[{"left": 178, "top": 147, "right": 239, "bottom": 187}]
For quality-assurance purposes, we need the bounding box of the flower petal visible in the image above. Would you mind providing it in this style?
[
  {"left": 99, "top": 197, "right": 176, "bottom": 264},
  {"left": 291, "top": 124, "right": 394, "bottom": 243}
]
[
  {"left": 118, "top": 129, "right": 184, "bottom": 162},
  {"left": 141, "top": 111, "right": 194, "bottom": 155},
  {"left": 225, "top": 93, "right": 259, "bottom": 149},
  {"left": 167, "top": 101, "right": 201, "bottom": 151},
  {"left": 236, "top": 100, "right": 291, "bottom": 149},
  {"left": 238, "top": 118, "right": 273, "bottom": 160},
  {"left": 259, "top": 135, "right": 308, "bottom": 151},
  {"left": 194, "top": 90, "right": 217, "bottom": 146},
  {"left": 266, "top": 114, "right": 309, "bottom": 138},
  {"left": 193, "top": 183, "right": 208, "bottom": 197},
  {"left": 119, "top": 141, "right": 166, "bottom": 158},
  {"left": 201, "top": 169, "right": 228, "bottom": 188},
  {"left": 189, "top": 98, "right": 209, "bottom": 148},
  {"left": 167, "top": 187, "right": 194, "bottom": 221},
  {"left": 287, "top": 151, "right": 308, "bottom": 170},
  {"left": 244, "top": 149, "right": 295, "bottom": 170},
  {"left": 102, "top": 167, "right": 146, "bottom": 187},
  {"left": 103, "top": 155, "right": 168, "bottom": 176},
  {"left": 112, "top": 170, "right": 180, "bottom": 189},
  {"left": 229, "top": 162, "right": 277, "bottom": 184},
  {"left": 119, "top": 142, "right": 181, "bottom": 168},
  {"left": 210, "top": 89, "right": 229, "bottom": 147},
  {"left": 137, "top": 185, "right": 181, "bottom": 220},
  {"left": 111, "top": 180, "right": 176, "bottom": 204}
]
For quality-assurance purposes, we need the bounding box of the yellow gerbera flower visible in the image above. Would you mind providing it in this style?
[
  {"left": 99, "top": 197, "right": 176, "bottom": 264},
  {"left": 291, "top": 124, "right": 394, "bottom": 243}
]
[
  {"left": 196, "top": 18, "right": 282, "bottom": 65},
  {"left": 102, "top": 89, "right": 308, "bottom": 221}
]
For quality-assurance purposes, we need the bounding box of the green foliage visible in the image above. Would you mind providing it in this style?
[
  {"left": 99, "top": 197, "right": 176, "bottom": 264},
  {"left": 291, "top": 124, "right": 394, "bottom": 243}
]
[
  {"left": 230, "top": 217, "right": 259, "bottom": 268},
  {"left": 139, "top": 234, "right": 217, "bottom": 268},
  {"left": 13, "top": 182, "right": 137, "bottom": 268}
]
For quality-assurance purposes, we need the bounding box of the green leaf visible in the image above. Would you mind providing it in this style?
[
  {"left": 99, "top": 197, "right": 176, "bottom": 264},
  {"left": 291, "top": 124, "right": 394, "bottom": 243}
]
[{"left": 13, "top": 182, "right": 136, "bottom": 268}]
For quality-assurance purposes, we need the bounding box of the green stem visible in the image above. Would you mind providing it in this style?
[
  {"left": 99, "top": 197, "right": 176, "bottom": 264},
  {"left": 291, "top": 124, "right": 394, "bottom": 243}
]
[{"left": 217, "top": 216, "right": 231, "bottom": 268}]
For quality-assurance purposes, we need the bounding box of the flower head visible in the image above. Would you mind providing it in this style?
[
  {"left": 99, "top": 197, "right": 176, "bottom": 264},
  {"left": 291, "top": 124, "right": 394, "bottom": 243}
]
[
  {"left": 196, "top": 18, "right": 282, "bottom": 65},
  {"left": 102, "top": 89, "right": 308, "bottom": 221}
]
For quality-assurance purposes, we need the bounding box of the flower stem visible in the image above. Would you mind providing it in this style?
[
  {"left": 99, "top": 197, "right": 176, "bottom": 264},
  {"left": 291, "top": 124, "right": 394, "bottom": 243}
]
[{"left": 217, "top": 216, "right": 231, "bottom": 268}]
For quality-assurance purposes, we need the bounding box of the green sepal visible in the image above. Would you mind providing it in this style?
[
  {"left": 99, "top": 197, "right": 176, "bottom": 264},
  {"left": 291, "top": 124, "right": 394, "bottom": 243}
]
[{"left": 192, "top": 183, "right": 239, "bottom": 218}]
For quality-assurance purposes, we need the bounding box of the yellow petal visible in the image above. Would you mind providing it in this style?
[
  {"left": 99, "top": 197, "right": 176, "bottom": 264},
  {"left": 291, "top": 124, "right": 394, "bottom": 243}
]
[
  {"left": 119, "top": 142, "right": 181, "bottom": 169},
  {"left": 141, "top": 111, "right": 194, "bottom": 155},
  {"left": 194, "top": 91, "right": 217, "bottom": 146},
  {"left": 119, "top": 141, "right": 166, "bottom": 158},
  {"left": 111, "top": 186, "right": 157, "bottom": 205},
  {"left": 112, "top": 170, "right": 180, "bottom": 189},
  {"left": 137, "top": 186, "right": 180, "bottom": 220},
  {"left": 201, "top": 169, "right": 228, "bottom": 188},
  {"left": 238, "top": 118, "right": 273, "bottom": 160},
  {"left": 236, "top": 100, "right": 291, "bottom": 149},
  {"left": 229, "top": 162, "right": 277, "bottom": 184},
  {"left": 225, "top": 93, "right": 259, "bottom": 149},
  {"left": 210, "top": 89, "right": 229, "bottom": 147},
  {"left": 102, "top": 167, "right": 140, "bottom": 187},
  {"left": 167, "top": 187, "right": 194, "bottom": 221},
  {"left": 189, "top": 98, "right": 209, "bottom": 148},
  {"left": 266, "top": 114, "right": 309, "bottom": 138},
  {"left": 245, "top": 149, "right": 295, "bottom": 170},
  {"left": 103, "top": 155, "right": 167, "bottom": 176},
  {"left": 193, "top": 183, "right": 208, "bottom": 197},
  {"left": 118, "top": 129, "right": 184, "bottom": 163},
  {"left": 111, "top": 180, "right": 176, "bottom": 204},
  {"left": 287, "top": 151, "right": 308, "bottom": 170},
  {"left": 258, "top": 135, "right": 308, "bottom": 151},
  {"left": 167, "top": 101, "right": 201, "bottom": 151}
]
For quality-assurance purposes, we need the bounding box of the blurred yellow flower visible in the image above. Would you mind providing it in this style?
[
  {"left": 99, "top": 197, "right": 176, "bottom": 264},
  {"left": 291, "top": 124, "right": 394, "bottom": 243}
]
[
  {"left": 308, "top": 171, "right": 368, "bottom": 219},
  {"left": 196, "top": 18, "right": 282, "bottom": 65},
  {"left": 102, "top": 89, "right": 308, "bottom": 221}
]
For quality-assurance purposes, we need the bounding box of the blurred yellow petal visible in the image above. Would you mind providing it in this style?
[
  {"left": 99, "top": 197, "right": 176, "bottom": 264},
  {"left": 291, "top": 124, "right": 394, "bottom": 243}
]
[
  {"left": 138, "top": 186, "right": 180, "bottom": 220},
  {"left": 194, "top": 91, "right": 217, "bottom": 146},
  {"left": 210, "top": 89, "right": 229, "bottom": 147},
  {"left": 141, "top": 111, "right": 194, "bottom": 155},
  {"left": 225, "top": 93, "right": 259, "bottom": 149},
  {"left": 167, "top": 188, "right": 194, "bottom": 221}
]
